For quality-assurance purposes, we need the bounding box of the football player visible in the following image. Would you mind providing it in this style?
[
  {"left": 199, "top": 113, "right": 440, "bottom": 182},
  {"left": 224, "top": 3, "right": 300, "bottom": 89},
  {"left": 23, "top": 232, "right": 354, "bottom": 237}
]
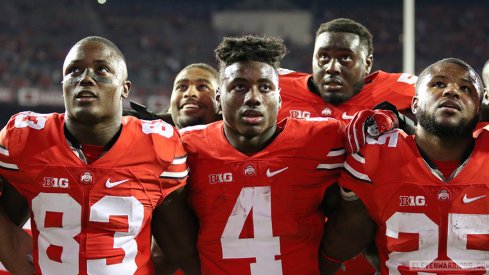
[
  {"left": 169, "top": 63, "right": 220, "bottom": 129},
  {"left": 279, "top": 17, "right": 417, "bottom": 274},
  {"left": 150, "top": 63, "right": 220, "bottom": 275},
  {"left": 180, "top": 35, "right": 346, "bottom": 274},
  {"left": 278, "top": 18, "right": 416, "bottom": 127},
  {"left": 125, "top": 63, "right": 220, "bottom": 131},
  {"left": 0, "top": 36, "right": 200, "bottom": 274},
  {"left": 322, "top": 58, "right": 488, "bottom": 274}
]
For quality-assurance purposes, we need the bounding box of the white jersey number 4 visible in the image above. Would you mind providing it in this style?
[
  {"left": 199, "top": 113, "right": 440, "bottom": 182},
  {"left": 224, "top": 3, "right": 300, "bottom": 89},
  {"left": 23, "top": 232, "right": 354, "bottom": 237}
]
[{"left": 221, "top": 186, "right": 283, "bottom": 275}]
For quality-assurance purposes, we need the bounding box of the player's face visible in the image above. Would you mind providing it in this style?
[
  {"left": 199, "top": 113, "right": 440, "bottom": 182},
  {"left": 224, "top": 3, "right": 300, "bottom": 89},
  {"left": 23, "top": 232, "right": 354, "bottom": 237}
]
[
  {"left": 413, "top": 62, "right": 481, "bottom": 137},
  {"left": 219, "top": 61, "right": 280, "bottom": 140},
  {"left": 62, "top": 41, "right": 130, "bottom": 124},
  {"left": 170, "top": 67, "right": 219, "bottom": 129},
  {"left": 312, "top": 32, "right": 372, "bottom": 105}
]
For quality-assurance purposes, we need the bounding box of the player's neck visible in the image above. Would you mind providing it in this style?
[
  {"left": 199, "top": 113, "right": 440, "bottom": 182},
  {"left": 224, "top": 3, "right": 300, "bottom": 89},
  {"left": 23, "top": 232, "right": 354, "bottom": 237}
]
[
  {"left": 64, "top": 116, "right": 122, "bottom": 146},
  {"left": 224, "top": 125, "right": 280, "bottom": 155},
  {"left": 414, "top": 127, "right": 474, "bottom": 162}
]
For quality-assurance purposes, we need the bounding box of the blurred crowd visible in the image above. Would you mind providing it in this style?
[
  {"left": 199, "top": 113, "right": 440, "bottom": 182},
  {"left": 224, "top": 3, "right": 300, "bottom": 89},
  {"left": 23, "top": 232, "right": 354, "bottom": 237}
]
[{"left": 0, "top": 0, "right": 488, "bottom": 108}]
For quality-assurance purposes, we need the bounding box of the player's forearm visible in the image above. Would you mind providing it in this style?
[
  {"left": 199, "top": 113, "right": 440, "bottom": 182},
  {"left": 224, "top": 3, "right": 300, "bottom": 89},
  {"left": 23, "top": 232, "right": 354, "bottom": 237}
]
[
  {"left": 151, "top": 239, "right": 178, "bottom": 275},
  {"left": 319, "top": 199, "right": 375, "bottom": 274},
  {"left": 177, "top": 255, "right": 201, "bottom": 275},
  {"left": 318, "top": 253, "right": 342, "bottom": 275},
  {"left": 152, "top": 187, "right": 201, "bottom": 275},
  {"left": 0, "top": 219, "right": 34, "bottom": 274}
]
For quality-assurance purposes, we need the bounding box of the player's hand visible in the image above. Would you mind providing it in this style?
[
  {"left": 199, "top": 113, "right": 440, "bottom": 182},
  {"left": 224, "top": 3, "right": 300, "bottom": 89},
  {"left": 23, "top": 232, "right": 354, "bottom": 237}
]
[
  {"left": 346, "top": 109, "right": 398, "bottom": 154},
  {"left": 373, "top": 101, "right": 416, "bottom": 135}
]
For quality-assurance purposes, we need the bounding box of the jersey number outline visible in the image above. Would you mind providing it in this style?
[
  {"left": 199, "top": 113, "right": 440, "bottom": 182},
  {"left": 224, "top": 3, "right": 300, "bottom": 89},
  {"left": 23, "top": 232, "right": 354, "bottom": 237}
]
[
  {"left": 31, "top": 193, "right": 144, "bottom": 274},
  {"left": 397, "top": 73, "right": 417, "bottom": 85},
  {"left": 385, "top": 212, "right": 489, "bottom": 274}
]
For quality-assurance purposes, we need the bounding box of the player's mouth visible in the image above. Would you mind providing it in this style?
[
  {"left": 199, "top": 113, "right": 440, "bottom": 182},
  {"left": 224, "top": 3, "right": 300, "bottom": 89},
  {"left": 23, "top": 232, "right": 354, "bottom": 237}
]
[
  {"left": 241, "top": 109, "right": 263, "bottom": 124},
  {"left": 438, "top": 100, "right": 461, "bottom": 112},
  {"left": 75, "top": 91, "right": 98, "bottom": 103},
  {"left": 181, "top": 101, "right": 202, "bottom": 110},
  {"left": 322, "top": 78, "right": 343, "bottom": 91}
]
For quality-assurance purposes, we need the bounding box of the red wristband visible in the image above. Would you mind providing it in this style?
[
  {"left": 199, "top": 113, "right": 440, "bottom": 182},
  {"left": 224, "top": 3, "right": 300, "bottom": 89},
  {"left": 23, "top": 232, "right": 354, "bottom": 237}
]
[{"left": 320, "top": 249, "right": 343, "bottom": 264}]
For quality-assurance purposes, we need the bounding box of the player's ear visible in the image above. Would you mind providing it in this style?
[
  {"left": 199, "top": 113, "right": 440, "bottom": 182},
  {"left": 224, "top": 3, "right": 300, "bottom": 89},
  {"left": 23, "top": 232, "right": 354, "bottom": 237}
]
[
  {"left": 411, "top": 96, "right": 419, "bottom": 115},
  {"left": 216, "top": 88, "right": 222, "bottom": 113},
  {"left": 483, "top": 88, "right": 489, "bottom": 103},
  {"left": 122, "top": 80, "right": 131, "bottom": 98},
  {"left": 277, "top": 88, "right": 282, "bottom": 110},
  {"left": 365, "top": 54, "right": 373, "bottom": 74}
]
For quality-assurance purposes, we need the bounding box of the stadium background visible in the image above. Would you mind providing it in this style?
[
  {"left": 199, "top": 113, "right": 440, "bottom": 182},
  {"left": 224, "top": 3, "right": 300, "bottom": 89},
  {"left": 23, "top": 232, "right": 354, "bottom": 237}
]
[{"left": 0, "top": 0, "right": 487, "bottom": 127}]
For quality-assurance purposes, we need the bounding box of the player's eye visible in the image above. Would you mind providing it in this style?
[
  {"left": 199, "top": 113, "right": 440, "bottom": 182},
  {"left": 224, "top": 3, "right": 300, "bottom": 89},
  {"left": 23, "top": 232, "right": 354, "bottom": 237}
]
[
  {"left": 460, "top": 86, "right": 472, "bottom": 94},
  {"left": 97, "top": 66, "right": 110, "bottom": 74},
  {"left": 198, "top": 84, "right": 210, "bottom": 91},
  {"left": 175, "top": 84, "right": 188, "bottom": 91},
  {"left": 340, "top": 55, "right": 353, "bottom": 62},
  {"left": 259, "top": 84, "right": 273, "bottom": 93},
  {"left": 432, "top": 82, "right": 446, "bottom": 88},
  {"left": 318, "top": 53, "right": 329, "bottom": 64},
  {"left": 233, "top": 84, "right": 247, "bottom": 92},
  {"left": 66, "top": 66, "right": 82, "bottom": 75}
]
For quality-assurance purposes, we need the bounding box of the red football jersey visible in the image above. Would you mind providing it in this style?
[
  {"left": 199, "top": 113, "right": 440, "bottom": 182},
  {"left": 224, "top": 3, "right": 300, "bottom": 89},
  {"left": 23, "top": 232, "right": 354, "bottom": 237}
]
[
  {"left": 341, "top": 128, "right": 489, "bottom": 274},
  {"left": 277, "top": 69, "right": 416, "bottom": 125},
  {"left": 0, "top": 112, "right": 188, "bottom": 275},
  {"left": 181, "top": 118, "right": 345, "bottom": 275}
]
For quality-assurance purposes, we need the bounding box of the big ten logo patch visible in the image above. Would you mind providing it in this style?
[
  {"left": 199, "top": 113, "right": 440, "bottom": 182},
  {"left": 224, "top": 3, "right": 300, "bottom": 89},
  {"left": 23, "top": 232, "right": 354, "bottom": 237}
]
[
  {"left": 209, "top": 173, "right": 233, "bottom": 184},
  {"left": 400, "top": 195, "right": 426, "bottom": 206},
  {"left": 289, "top": 110, "right": 310, "bottom": 119},
  {"left": 43, "top": 177, "right": 69, "bottom": 188}
]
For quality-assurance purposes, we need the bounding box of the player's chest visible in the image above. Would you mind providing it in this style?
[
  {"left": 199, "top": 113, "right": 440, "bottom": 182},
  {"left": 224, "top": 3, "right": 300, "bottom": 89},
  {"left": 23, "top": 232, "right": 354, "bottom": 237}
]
[
  {"left": 371, "top": 180, "right": 489, "bottom": 224},
  {"left": 18, "top": 164, "right": 162, "bottom": 208},
  {"left": 188, "top": 157, "right": 331, "bottom": 188},
  {"left": 187, "top": 157, "right": 334, "bottom": 215}
]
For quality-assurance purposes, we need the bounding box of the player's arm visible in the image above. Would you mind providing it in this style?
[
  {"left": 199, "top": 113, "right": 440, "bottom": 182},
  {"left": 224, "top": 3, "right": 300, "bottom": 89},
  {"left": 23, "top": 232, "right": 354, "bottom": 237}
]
[
  {"left": 0, "top": 178, "right": 34, "bottom": 274},
  {"left": 151, "top": 238, "right": 178, "bottom": 275},
  {"left": 319, "top": 186, "right": 376, "bottom": 274},
  {"left": 151, "top": 186, "right": 201, "bottom": 275}
]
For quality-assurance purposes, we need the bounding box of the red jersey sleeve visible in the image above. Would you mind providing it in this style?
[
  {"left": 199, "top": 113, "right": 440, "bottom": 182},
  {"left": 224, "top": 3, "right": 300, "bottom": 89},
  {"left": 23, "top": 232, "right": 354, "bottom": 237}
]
[
  {"left": 158, "top": 128, "right": 188, "bottom": 199},
  {"left": 339, "top": 129, "right": 404, "bottom": 208}
]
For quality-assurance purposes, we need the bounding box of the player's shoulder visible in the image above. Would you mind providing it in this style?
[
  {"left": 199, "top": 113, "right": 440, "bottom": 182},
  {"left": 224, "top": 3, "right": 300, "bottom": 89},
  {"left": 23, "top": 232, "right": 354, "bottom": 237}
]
[
  {"left": 278, "top": 68, "right": 311, "bottom": 82},
  {"left": 1, "top": 112, "right": 62, "bottom": 162},
  {"left": 363, "top": 71, "right": 416, "bottom": 104},
  {"left": 2, "top": 111, "right": 61, "bottom": 136},
  {"left": 122, "top": 116, "right": 183, "bottom": 160},
  {"left": 278, "top": 67, "right": 303, "bottom": 76},
  {"left": 367, "top": 70, "right": 416, "bottom": 86},
  {"left": 289, "top": 116, "right": 342, "bottom": 132},
  {"left": 285, "top": 117, "right": 344, "bottom": 146},
  {"left": 368, "top": 70, "right": 416, "bottom": 81},
  {"left": 179, "top": 121, "right": 222, "bottom": 145},
  {"left": 124, "top": 116, "right": 178, "bottom": 139},
  {"left": 346, "top": 130, "right": 413, "bottom": 182},
  {"left": 180, "top": 120, "right": 220, "bottom": 135},
  {"left": 356, "top": 129, "right": 412, "bottom": 160},
  {"left": 474, "top": 122, "right": 489, "bottom": 139}
]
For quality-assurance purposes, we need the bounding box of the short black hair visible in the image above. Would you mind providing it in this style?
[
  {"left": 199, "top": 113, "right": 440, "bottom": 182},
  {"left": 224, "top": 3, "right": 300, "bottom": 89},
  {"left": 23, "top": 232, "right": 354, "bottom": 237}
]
[
  {"left": 214, "top": 35, "right": 287, "bottom": 72},
  {"left": 180, "top": 63, "right": 219, "bottom": 80},
  {"left": 316, "top": 18, "right": 373, "bottom": 56},
  {"left": 416, "top": 58, "right": 484, "bottom": 99}
]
